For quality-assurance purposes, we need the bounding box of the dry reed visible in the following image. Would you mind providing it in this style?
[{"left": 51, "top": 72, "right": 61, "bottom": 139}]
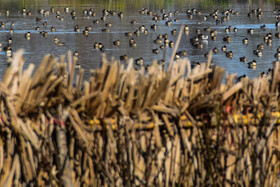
[{"left": 0, "top": 49, "right": 280, "bottom": 186}]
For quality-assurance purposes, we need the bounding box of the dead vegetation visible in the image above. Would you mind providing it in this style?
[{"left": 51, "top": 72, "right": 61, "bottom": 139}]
[{"left": 0, "top": 49, "right": 280, "bottom": 186}]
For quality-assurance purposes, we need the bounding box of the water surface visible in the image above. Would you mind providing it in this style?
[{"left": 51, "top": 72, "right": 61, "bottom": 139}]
[{"left": 0, "top": 0, "right": 280, "bottom": 79}]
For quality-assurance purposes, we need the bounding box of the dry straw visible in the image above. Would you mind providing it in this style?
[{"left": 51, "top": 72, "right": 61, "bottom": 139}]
[{"left": 0, "top": 45, "right": 280, "bottom": 186}]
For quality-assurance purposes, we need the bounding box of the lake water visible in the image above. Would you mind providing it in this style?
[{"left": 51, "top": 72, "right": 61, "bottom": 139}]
[{"left": 0, "top": 0, "right": 280, "bottom": 79}]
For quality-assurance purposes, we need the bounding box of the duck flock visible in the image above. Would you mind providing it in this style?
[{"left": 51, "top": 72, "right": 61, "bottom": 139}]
[{"left": 1, "top": 6, "right": 280, "bottom": 78}]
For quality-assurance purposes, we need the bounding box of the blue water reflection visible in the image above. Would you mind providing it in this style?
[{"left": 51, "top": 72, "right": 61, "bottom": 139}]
[{"left": 0, "top": 0, "right": 279, "bottom": 79}]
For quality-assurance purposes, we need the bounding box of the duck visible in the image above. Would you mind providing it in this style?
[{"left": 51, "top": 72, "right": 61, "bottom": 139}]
[
  {"left": 247, "top": 28, "right": 254, "bottom": 35},
  {"left": 43, "top": 21, "right": 47, "bottom": 27},
  {"left": 144, "top": 29, "right": 148, "bottom": 35},
  {"left": 211, "top": 36, "right": 217, "bottom": 41},
  {"left": 83, "top": 29, "right": 89, "bottom": 36},
  {"left": 120, "top": 55, "right": 128, "bottom": 61},
  {"left": 134, "top": 30, "right": 140, "bottom": 36},
  {"left": 99, "top": 46, "right": 105, "bottom": 52},
  {"left": 199, "top": 34, "right": 208, "bottom": 40},
  {"left": 225, "top": 27, "right": 230, "bottom": 33},
  {"left": 85, "top": 26, "right": 92, "bottom": 31},
  {"left": 274, "top": 52, "right": 280, "bottom": 59},
  {"left": 192, "top": 42, "right": 203, "bottom": 49},
  {"left": 103, "top": 9, "right": 109, "bottom": 16},
  {"left": 93, "top": 42, "right": 99, "bottom": 49},
  {"left": 25, "top": 32, "right": 31, "bottom": 39},
  {"left": 64, "top": 6, "right": 69, "bottom": 13},
  {"left": 163, "top": 33, "right": 168, "bottom": 39},
  {"left": 257, "top": 43, "right": 264, "bottom": 50},
  {"left": 54, "top": 36, "right": 59, "bottom": 43},
  {"left": 152, "top": 48, "right": 159, "bottom": 54},
  {"left": 184, "top": 25, "right": 189, "bottom": 32},
  {"left": 275, "top": 32, "right": 280, "bottom": 38},
  {"left": 51, "top": 27, "right": 56, "bottom": 32},
  {"left": 93, "top": 20, "right": 100, "bottom": 24},
  {"left": 154, "top": 38, "right": 162, "bottom": 44},
  {"left": 253, "top": 49, "right": 262, "bottom": 57},
  {"left": 139, "top": 25, "right": 145, "bottom": 32},
  {"left": 248, "top": 60, "right": 257, "bottom": 68},
  {"left": 102, "top": 28, "right": 110, "bottom": 32},
  {"left": 131, "top": 20, "right": 136, "bottom": 24},
  {"left": 213, "top": 47, "right": 218, "bottom": 54},
  {"left": 130, "top": 42, "right": 137, "bottom": 47},
  {"left": 118, "top": 12, "right": 124, "bottom": 18},
  {"left": 260, "top": 24, "right": 266, "bottom": 30},
  {"left": 74, "top": 25, "right": 80, "bottom": 32},
  {"left": 150, "top": 24, "right": 157, "bottom": 30},
  {"left": 35, "top": 27, "right": 40, "bottom": 31},
  {"left": 8, "top": 37, "right": 12, "bottom": 45},
  {"left": 98, "top": 43, "right": 103, "bottom": 49},
  {"left": 210, "top": 30, "right": 217, "bottom": 36},
  {"left": 105, "top": 22, "right": 112, "bottom": 27},
  {"left": 221, "top": 45, "right": 227, "bottom": 52},
  {"left": 129, "top": 38, "right": 135, "bottom": 45},
  {"left": 178, "top": 50, "right": 187, "bottom": 57},
  {"left": 242, "top": 38, "right": 249, "bottom": 44},
  {"left": 169, "top": 41, "right": 175, "bottom": 48},
  {"left": 113, "top": 40, "right": 120, "bottom": 46},
  {"left": 9, "top": 29, "right": 14, "bottom": 35},
  {"left": 125, "top": 32, "right": 133, "bottom": 37},
  {"left": 171, "top": 29, "right": 177, "bottom": 36},
  {"left": 164, "top": 38, "right": 170, "bottom": 45},
  {"left": 135, "top": 57, "right": 144, "bottom": 66},
  {"left": 100, "top": 16, "right": 106, "bottom": 21},
  {"left": 175, "top": 53, "right": 181, "bottom": 60},
  {"left": 239, "top": 56, "right": 247, "bottom": 62},
  {"left": 4, "top": 46, "right": 12, "bottom": 57},
  {"left": 165, "top": 20, "right": 172, "bottom": 26},
  {"left": 226, "top": 51, "right": 233, "bottom": 58},
  {"left": 223, "top": 36, "right": 231, "bottom": 43},
  {"left": 233, "top": 27, "right": 238, "bottom": 32}
]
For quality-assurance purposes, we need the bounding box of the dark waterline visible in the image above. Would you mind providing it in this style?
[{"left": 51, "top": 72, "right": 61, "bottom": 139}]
[{"left": 0, "top": 0, "right": 280, "bottom": 79}]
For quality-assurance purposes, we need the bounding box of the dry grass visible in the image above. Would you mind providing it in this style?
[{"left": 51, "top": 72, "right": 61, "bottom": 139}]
[{"left": 0, "top": 49, "right": 280, "bottom": 186}]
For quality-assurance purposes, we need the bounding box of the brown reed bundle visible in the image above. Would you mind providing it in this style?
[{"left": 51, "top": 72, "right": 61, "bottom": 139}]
[{"left": 0, "top": 48, "right": 280, "bottom": 186}]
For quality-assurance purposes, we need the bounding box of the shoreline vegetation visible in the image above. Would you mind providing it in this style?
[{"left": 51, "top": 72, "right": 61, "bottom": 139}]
[{"left": 0, "top": 48, "right": 280, "bottom": 186}]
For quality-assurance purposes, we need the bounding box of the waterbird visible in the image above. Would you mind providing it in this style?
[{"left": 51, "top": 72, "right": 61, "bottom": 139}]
[
  {"left": 213, "top": 47, "right": 218, "bottom": 54},
  {"left": 120, "top": 55, "right": 128, "bottom": 61},
  {"left": 25, "top": 32, "right": 31, "bottom": 39},
  {"left": 226, "top": 51, "right": 233, "bottom": 58},
  {"left": 247, "top": 28, "right": 254, "bottom": 35},
  {"left": 240, "top": 56, "right": 247, "bottom": 62},
  {"left": 242, "top": 38, "right": 249, "bottom": 44},
  {"left": 113, "top": 40, "right": 120, "bottom": 46},
  {"left": 135, "top": 57, "right": 144, "bottom": 66},
  {"left": 152, "top": 48, "right": 159, "bottom": 54},
  {"left": 248, "top": 60, "right": 257, "bottom": 68}
]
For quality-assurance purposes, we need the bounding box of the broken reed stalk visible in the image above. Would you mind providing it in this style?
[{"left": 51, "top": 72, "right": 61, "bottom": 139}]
[{"left": 0, "top": 49, "right": 280, "bottom": 186}]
